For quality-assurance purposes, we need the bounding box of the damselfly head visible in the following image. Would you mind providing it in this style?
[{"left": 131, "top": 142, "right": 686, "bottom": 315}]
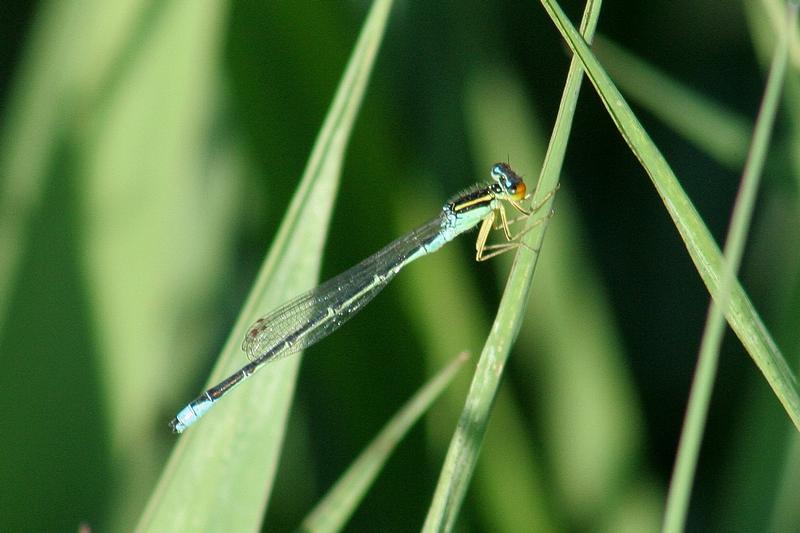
[{"left": 490, "top": 162, "right": 526, "bottom": 201}]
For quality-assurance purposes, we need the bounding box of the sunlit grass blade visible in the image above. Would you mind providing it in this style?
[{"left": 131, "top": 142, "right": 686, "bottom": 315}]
[
  {"left": 539, "top": 0, "right": 800, "bottom": 430},
  {"left": 663, "top": 5, "right": 797, "bottom": 532},
  {"left": 743, "top": 1, "right": 800, "bottom": 530},
  {"left": 596, "top": 36, "right": 751, "bottom": 170},
  {"left": 423, "top": 2, "right": 603, "bottom": 530},
  {"left": 135, "top": 1, "right": 395, "bottom": 531},
  {"left": 301, "top": 353, "right": 468, "bottom": 533}
]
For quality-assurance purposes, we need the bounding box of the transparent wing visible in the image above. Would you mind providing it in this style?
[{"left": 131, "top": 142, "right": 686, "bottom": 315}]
[{"left": 241, "top": 216, "right": 444, "bottom": 364}]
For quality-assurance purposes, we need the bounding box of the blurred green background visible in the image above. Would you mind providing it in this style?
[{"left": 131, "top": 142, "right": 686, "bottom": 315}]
[{"left": 1, "top": 1, "right": 798, "bottom": 531}]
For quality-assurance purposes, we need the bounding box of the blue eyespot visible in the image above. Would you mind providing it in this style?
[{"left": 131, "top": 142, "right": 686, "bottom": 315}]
[
  {"left": 491, "top": 163, "right": 508, "bottom": 180},
  {"left": 491, "top": 162, "right": 515, "bottom": 191}
]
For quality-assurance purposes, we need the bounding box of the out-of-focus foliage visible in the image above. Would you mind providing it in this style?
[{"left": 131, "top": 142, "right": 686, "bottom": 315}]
[{"left": 0, "top": 1, "right": 798, "bottom": 531}]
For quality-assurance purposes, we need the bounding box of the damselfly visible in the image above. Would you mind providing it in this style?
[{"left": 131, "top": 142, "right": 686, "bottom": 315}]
[{"left": 170, "top": 163, "right": 553, "bottom": 432}]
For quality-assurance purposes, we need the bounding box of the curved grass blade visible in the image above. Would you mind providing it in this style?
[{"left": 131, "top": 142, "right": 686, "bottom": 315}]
[
  {"left": 539, "top": 0, "right": 800, "bottom": 431},
  {"left": 301, "top": 353, "right": 468, "bottom": 533},
  {"left": 422, "top": 2, "right": 604, "bottom": 530},
  {"left": 136, "top": 1, "right": 395, "bottom": 531}
]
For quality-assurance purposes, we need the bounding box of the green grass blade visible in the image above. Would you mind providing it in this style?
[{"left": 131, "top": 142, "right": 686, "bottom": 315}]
[
  {"left": 596, "top": 36, "right": 751, "bottom": 170},
  {"left": 135, "top": 1, "right": 394, "bottom": 531},
  {"left": 470, "top": 68, "right": 655, "bottom": 526},
  {"left": 539, "top": 0, "right": 800, "bottom": 431},
  {"left": 662, "top": 5, "right": 797, "bottom": 532},
  {"left": 301, "top": 353, "right": 468, "bottom": 533},
  {"left": 464, "top": 70, "right": 557, "bottom": 532},
  {"left": 422, "top": 2, "right": 603, "bottom": 530}
]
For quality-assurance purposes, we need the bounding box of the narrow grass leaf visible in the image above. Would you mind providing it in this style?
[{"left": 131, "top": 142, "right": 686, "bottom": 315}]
[
  {"left": 663, "top": 5, "right": 797, "bottom": 532},
  {"left": 423, "top": 2, "right": 603, "bottom": 530},
  {"left": 465, "top": 70, "right": 556, "bottom": 532},
  {"left": 539, "top": 0, "right": 800, "bottom": 430},
  {"left": 136, "top": 1, "right": 395, "bottom": 531}
]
